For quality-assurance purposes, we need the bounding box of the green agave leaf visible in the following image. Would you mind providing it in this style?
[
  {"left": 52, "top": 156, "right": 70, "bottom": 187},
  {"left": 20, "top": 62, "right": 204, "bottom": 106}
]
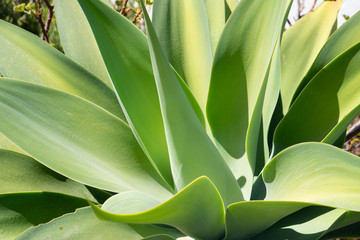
[
  {"left": 226, "top": 0, "right": 240, "bottom": 12},
  {"left": 0, "top": 149, "right": 94, "bottom": 201},
  {"left": 0, "top": 78, "right": 172, "bottom": 200},
  {"left": 226, "top": 142, "right": 360, "bottom": 239},
  {"left": 77, "top": 0, "right": 174, "bottom": 187},
  {"left": 253, "top": 206, "right": 346, "bottom": 240},
  {"left": 207, "top": 0, "right": 292, "bottom": 173},
  {"left": 16, "top": 207, "right": 181, "bottom": 240},
  {"left": 273, "top": 42, "right": 360, "bottom": 154},
  {"left": 203, "top": 0, "right": 226, "bottom": 55},
  {"left": 141, "top": 1, "right": 243, "bottom": 205},
  {"left": 293, "top": 10, "right": 360, "bottom": 103},
  {"left": 152, "top": 0, "right": 213, "bottom": 110},
  {"left": 321, "top": 210, "right": 360, "bottom": 239},
  {"left": 280, "top": 0, "right": 342, "bottom": 113},
  {"left": 322, "top": 221, "right": 360, "bottom": 239},
  {"left": 0, "top": 192, "right": 89, "bottom": 240},
  {"left": 53, "top": 0, "right": 112, "bottom": 86},
  {"left": 0, "top": 20, "right": 124, "bottom": 120},
  {"left": 264, "top": 142, "right": 360, "bottom": 210},
  {"left": 91, "top": 177, "right": 225, "bottom": 240},
  {"left": 226, "top": 201, "right": 309, "bottom": 240},
  {"left": 0, "top": 133, "right": 26, "bottom": 154},
  {"left": 262, "top": 39, "right": 281, "bottom": 164}
]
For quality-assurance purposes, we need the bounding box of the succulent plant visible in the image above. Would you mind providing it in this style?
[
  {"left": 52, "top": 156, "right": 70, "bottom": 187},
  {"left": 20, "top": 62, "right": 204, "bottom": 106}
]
[{"left": 1, "top": 0, "right": 360, "bottom": 239}]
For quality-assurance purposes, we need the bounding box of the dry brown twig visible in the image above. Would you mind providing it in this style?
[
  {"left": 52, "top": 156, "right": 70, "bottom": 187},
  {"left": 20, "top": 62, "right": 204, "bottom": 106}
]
[
  {"left": 132, "top": 8, "right": 142, "bottom": 24},
  {"left": 33, "top": 0, "right": 54, "bottom": 43}
]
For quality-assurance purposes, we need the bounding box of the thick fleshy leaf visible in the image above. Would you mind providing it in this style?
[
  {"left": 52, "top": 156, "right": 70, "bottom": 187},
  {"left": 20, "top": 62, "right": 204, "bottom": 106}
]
[
  {"left": 280, "top": 0, "right": 342, "bottom": 113},
  {"left": 0, "top": 149, "right": 94, "bottom": 201},
  {"left": 323, "top": 221, "right": 360, "bottom": 239},
  {"left": 0, "top": 133, "right": 26, "bottom": 154},
  {"left": 152, "top": 0, "right": 213, "bottom": 110},
  {"left": 92, "top": 177, "right": 225, "bottom": 240},
  {"left": 207, "top": 0, "right": 292, "bottom": 172},
  {"left": 53, "top": 0, "right": 112, "bottom": 86},
  {"left": 293, "top": 10, "right": 360, "bottom": 103},
  {"left": 141, "top": 1, "right": 243, "bottom": 205},
  {"left": 0, "top": 192, "right": 88, "bottom": 240},
  {"left": 203, "top": 0, "right": 226, "bottom": 55},
  {"left": 253, "top": 207, "right": 346, "bottom": 240},
  {"left": 226, "top": 142, "right": 360, "bottom": 239},
  {"left": 77, "top": 0, "right": 173, "bottom": 186},
  {"left": 273, "top": 42, "right": 360, "bottom": 154},
  {"left": 226, "top": 201, "right": 309, "bottom": 240},
  {"left": 0, "top": 78, "right": 172, "bottom": 200},
  {"left": 227, "top": 202, "right": 360, "bottom": 240},
  {"left": 262, "top": 39, "right": 281, "bottom": 164},
  {"left": 254, "top": 208, "right": 360, "bottom": 239},
  {"left": 226, "top": 0, "right": 240, "bottom": 12},
  {"left": 0, "top": 20, "right": 124, "bottom": 120},
  {"left": 264, "top": 142, "right": 360, "bottom": 210},
  {"left": 17, "top": 207, "right": 182, "bottom": 240}
]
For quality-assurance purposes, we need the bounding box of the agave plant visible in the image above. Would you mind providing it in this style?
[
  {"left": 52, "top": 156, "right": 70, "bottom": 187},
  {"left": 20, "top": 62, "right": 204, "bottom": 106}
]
[{"left": 1, "top": 0, "right": 360, "bottom": 239}]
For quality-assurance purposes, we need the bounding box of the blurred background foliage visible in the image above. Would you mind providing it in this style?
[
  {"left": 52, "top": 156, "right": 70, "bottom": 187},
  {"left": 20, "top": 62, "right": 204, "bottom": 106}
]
[{"left": 0, "top": 0, "right": 152, "bottom": 52}]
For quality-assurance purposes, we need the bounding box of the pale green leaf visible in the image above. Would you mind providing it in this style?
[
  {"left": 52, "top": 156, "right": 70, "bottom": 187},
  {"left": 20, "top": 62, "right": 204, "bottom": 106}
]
[
  {"left": 0, "top": 192, "right": 88, "bottom": 240},
  {"left": 152, "top": 0, "right": 213, "bottom": 111},
  {"left": 203, "top": 0, "right": 226, "bottom": 55},
  {"left": 280, "top": 0, "right": 342, "bottom": 113},
  {"left": 0, "top": 149, "right": 94, "bottom": 201},
  {"left": 17, "top": 207, "right": 183, "bottom": 240},
  {"left": 226, "top": 142, "right": 360, "bottom": 239},
  {"left": 264, "top": 143, "right": 360, "bottom": 210},
  {"left": 92, "top": 177, "right": 225, "bottom": 240},
  {"left": 0, "top": 20, "right": 124, "bottom": 120},
  {"left": 16, "top": 207, "right": 143, "bottom": 240},
  {"left": 0, "top": 78, "right": 172, "bottom": 200},
  {"left": 293, "top": 10, "right": 360, "bottom": 103},
  {"left": 253, "top": 207, "right": 346, "bottom": 240},
  {"left": 0, "top": 133, "right": 26, "bottom": 154},
  {"left": 226, "top": 0, "right": 240, "bottom": 12},
  {"left": 226, "top": 201, "right": 310, "bottom": 240},
  {"left": 77, "top": 0, "right": 174, "bottom": 186},
  {"left": 53, "top": 0, "right": 112, "bottom": 86},
  {"left": 262, "top": 39, "right": 281, "bottom": 163},
  {"left": 273, "top": 42, "right": 360, "bottom": 154},
  {"left": 207, "top": 0, "right": 292, "bottom": 173},
  {"left": 141, "top": 1, "right": 243, "bottom": 205}
]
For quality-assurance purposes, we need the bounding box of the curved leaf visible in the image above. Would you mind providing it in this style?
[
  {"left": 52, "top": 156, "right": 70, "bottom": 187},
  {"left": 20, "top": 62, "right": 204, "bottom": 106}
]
[
  {"left": 0, "top": 149, "right": 94, "bottom": 201},
  {"left": 16, "top": 207, "right": 178, "bottom": 240},
  {"left": 226, "top": 201, "right": 309, "bottom": 240},
  {"left": 264, "top": 143, "right": 360, "bottom": 210},
  {"left": 293, "top": 10, "right": 360, "bottom": 103},
  {"left": 152, "top": 0, "right": 213, "bottom": 110},
  {"left": 53, "top": 0, "right": 112, "bottom": 86},
  {"left": 273, "top": 42, "right": 360, "bottom": 154},
  {"left": 0, "top": 78, "right": 172, "bottom": 200},
  {"left": 253, "top": 206, "right": 346, "bottom": 240},
  {"left": 280, "top": 0, "right": 342, "bottom": 112},
  {"left": 141, "top": 1, "right": 243, "bottom": 205},
  {"left": 0, "top": 20, "right": 124, "bottom": 120},
  {"left": 0, "top": 192, "right": 88, "bottom": 240},
  {"left": 226, "top": 142, "right": 360, "bottom": 239},
  {"left": 91, "top": 177, "right": 225, "bottom": 240}
]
